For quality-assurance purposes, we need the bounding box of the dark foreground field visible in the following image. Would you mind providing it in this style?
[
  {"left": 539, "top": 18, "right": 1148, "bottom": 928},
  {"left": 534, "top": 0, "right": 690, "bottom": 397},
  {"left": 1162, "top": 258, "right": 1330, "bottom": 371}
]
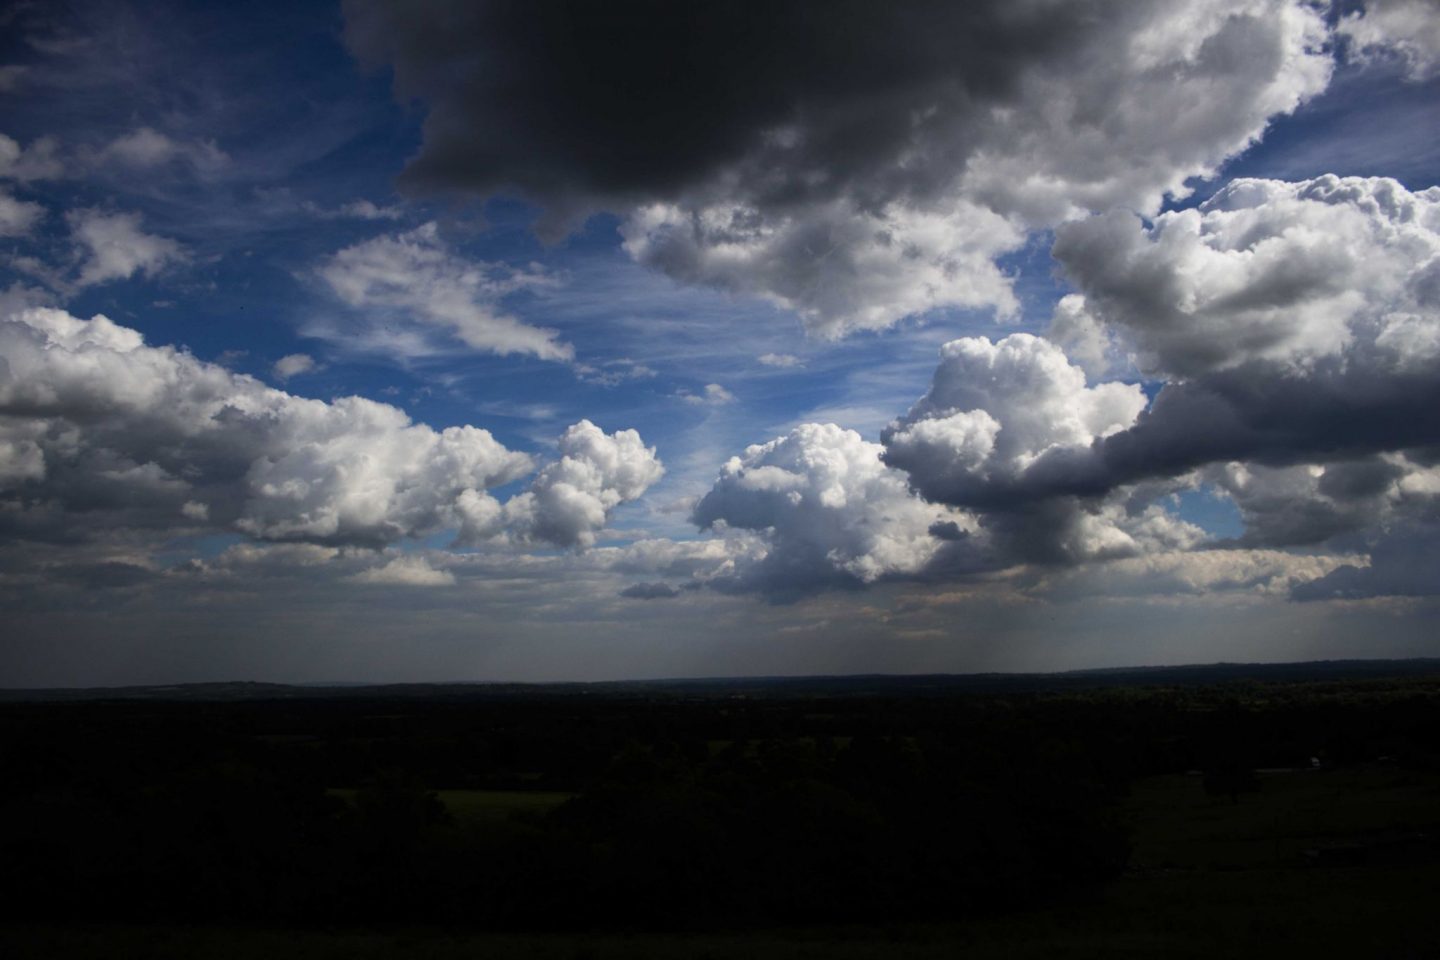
[{"left": 3, "top": 662, "right": 1439, "bottom": 958}]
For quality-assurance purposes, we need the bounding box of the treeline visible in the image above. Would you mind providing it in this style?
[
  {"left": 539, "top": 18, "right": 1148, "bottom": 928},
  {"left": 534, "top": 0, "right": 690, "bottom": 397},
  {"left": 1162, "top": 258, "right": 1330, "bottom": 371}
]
[{"left": 0, "top": 674, "right": 1436, "bottom": 929}]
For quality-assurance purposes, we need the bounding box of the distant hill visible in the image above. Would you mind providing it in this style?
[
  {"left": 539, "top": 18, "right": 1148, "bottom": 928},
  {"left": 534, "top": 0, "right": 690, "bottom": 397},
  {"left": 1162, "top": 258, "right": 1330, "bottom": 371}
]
[{"left": 3, "top": 658, "right": 1440, "bottom": 703}]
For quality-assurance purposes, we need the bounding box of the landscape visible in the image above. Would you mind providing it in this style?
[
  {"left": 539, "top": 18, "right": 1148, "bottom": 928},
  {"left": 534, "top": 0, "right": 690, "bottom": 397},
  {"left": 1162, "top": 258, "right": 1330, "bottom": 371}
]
[
  {"left": 2, "top": 0, "right": 1439, "bottom": 954},
  {"left": 3, "top": 659, "right": 1440, "bottom": 956}
]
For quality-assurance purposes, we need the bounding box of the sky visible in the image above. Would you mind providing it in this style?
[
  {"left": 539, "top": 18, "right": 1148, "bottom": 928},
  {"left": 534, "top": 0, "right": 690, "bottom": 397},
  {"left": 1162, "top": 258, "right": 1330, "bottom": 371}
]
[{"left": 1, "top": 0, "right": 1439, "bottom": 687}]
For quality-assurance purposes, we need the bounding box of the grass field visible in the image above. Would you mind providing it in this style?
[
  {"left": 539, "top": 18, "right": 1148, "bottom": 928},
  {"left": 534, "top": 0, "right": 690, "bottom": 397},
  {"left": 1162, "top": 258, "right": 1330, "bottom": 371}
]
[
  {"left": 326, "top": 788, "right": 573, "bottom": 826},
  {"left": 434, "top": 789, "right": 574, "bottom": 825},
  {"left": 8, "top": 769, "right": 1439, "bottom": 959}
]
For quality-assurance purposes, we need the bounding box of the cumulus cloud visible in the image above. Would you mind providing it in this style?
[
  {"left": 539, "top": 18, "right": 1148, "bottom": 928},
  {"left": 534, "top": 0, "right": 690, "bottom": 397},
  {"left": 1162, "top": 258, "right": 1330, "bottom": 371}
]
[
  {"left": 0, "top": 189, "right": 43, "bottom": 237},
  {"left": 687, "top": 341, "right": 1215, "bottom": 595},
  {"left": 1054, "top": 176, "right": 1440, "bottom": 379},
  {"left": 0, "top": 307, "right": 544, "bottom": 547},
  {"left": 1339, "top": 0, "right": 1440, "bottom": 80},
  {"left": 882, "top": 334, "right": 1146, "bottom": 509},
  {"left": 346, "top": 0, "right": 1331, "bottom": 334},
  {"left": 67, "top": 209, "right": 186, "bottom": 287},
  {"left": 316, "top": 223, "right": 572, "bottom": 361},
  {"left": 999, "top": 176, "right": 1440, "bottom": 502},
  {"left": 477, "top": 420, "right": 665, "bottom": 549},
  {"left": 272, "top": 353, "right": 317, "bottom": 381},
  {"left": 692, "top": 422, "right": 972, "bottom": 594}
]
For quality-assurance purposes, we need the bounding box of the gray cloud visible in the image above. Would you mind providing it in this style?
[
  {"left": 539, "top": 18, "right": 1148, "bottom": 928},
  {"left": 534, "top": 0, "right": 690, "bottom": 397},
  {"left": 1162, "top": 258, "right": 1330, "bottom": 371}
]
[
  {"left": 892, "top": 176, "right": 1440, "bottom": 511},
  {"left": 1291, "top": 523, "right": 1440, "bottom": 600},
  {"left": 619, "top": 581, "right": 680, "bottom": 600},
  {"left": 345, "top": 0, "right": 1332, "bottom": 335},
  {"left": 0, "top": 189, "right": 44, "bottom": 237},
  {"left": 1339, "top": 0, "right": 1440, "bottom": 81}
]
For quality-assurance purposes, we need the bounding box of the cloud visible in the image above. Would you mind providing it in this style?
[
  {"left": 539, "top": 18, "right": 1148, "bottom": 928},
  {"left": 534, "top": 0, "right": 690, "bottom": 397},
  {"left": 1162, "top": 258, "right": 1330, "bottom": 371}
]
[
  {"left": 346, "top": 0, "right": 1331, "bottom": 334},
  {"left": 272, "top": 353, "right": 317, "bottom": 381},
  {"left": 67, "top": 209, "right": 186, "bottom": 287},
  {"left": 0, "top": 189, "right": 43, "bottom": 237},
  {"left": 1291, "top": 522, "right": 1440, "bottom": 600},
  {"left": 620, "top": 198, "right": 1023, "bottom": 338},
  {"left": 1053, "top": 176, "right": 1440, "bottom": 379},
  {"left": 692, "top": 422, "right": 970, "bottom": 595},
  {"left": 99, "top": 127, "right": 229, "bottom": 174},
  {"left": 316, "top": 223, "right": 573, "bottom": 361},
  {"left": 1339, "top": 0, "right": 1440, "bottom": 80},
  {"left": 0, "top": 66, "right": 28, "bottom": 93},
  {"left": 335, "top": 199, "right": 403, "bottom": 220},
  {"left": 574, "top": 358, "right": 656, "bottom": 386},
  {"left": 758, "top": 353, "right": 802, "bottom": 369},
  {"left": 476, "top": 420, "right": 665, "bottom": 549},
  {"left": 0, "top": 133, "right": 63, "bottom": 181},
  {"left": 0, "top": 307, "right": 537, "bottom": 547},
  {"left": 882, "top": 334, "right": 1146, "bottom": 509},
  {"left": 687, "top": 343, "right": 1210, "bottom": 595},
  {"left": 619, "top": 581, "right": 680, "bottom": 600},
  {"left": 348, "top": 553, "right": 456, "bottom": 587},
  {"left": 990, "top": 176, "right": 1440, "bottom": 502},
  {"left": 677, "top": 383, "right": 736, "bottom": 406},
  {"left": 1034, "top": 547, "right": 1363, "bottom": 601}
]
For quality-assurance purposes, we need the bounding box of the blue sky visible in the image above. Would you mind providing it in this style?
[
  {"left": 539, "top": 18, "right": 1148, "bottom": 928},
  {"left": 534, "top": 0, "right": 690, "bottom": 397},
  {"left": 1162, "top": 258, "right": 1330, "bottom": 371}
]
[{"left": 2, "top": 0, "right": 1439, "bottom": 685}]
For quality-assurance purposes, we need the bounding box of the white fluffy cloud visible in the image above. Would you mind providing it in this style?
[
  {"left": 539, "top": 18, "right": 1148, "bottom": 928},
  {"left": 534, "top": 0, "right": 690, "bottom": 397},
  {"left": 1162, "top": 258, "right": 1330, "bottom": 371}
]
[
  {"left": 1054, "top": 175, "right": 1440, "bottom": 378},
  {"left": 67, "top": 209, "right": 186, "bottom": 288},
  {"left": 692, "top": 422, "right": 972, "bottom": 593},
  {"left": 1340, "top": 0, "right": 1440, "bottom": 80},
  {"left": 272, "top": 353, "right": 317, "bottom": 381},
  {"left": 0, "top": 308, "right": 668, "bottom": 551},
  {"left": 684, "top": 336, "right": 1216, "bottom": 595},
  {"left": 882, "top": 334, "right": 1146, "bottom": 508},
  {"left": 474, "top": 420, "right": 665, "bottom": 549},
  {"left": 316, "top": 223, "right": 572, "bottom": 361}
]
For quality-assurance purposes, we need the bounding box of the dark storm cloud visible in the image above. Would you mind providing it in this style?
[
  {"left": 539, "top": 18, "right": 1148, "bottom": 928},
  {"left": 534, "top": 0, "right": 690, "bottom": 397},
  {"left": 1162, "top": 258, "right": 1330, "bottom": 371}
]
[
  {"left": 1291, "top": 524, "right": 1440, "bottom": 600},
  {"left": 1018, "top": 361, "right": 1440, "bottom": 504},
  {"left": 344, "top": 1, "right": 1332, "bottom": 335},
  {"left": 342, "top": 0, "right": 1099, "bottom": 218}
]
